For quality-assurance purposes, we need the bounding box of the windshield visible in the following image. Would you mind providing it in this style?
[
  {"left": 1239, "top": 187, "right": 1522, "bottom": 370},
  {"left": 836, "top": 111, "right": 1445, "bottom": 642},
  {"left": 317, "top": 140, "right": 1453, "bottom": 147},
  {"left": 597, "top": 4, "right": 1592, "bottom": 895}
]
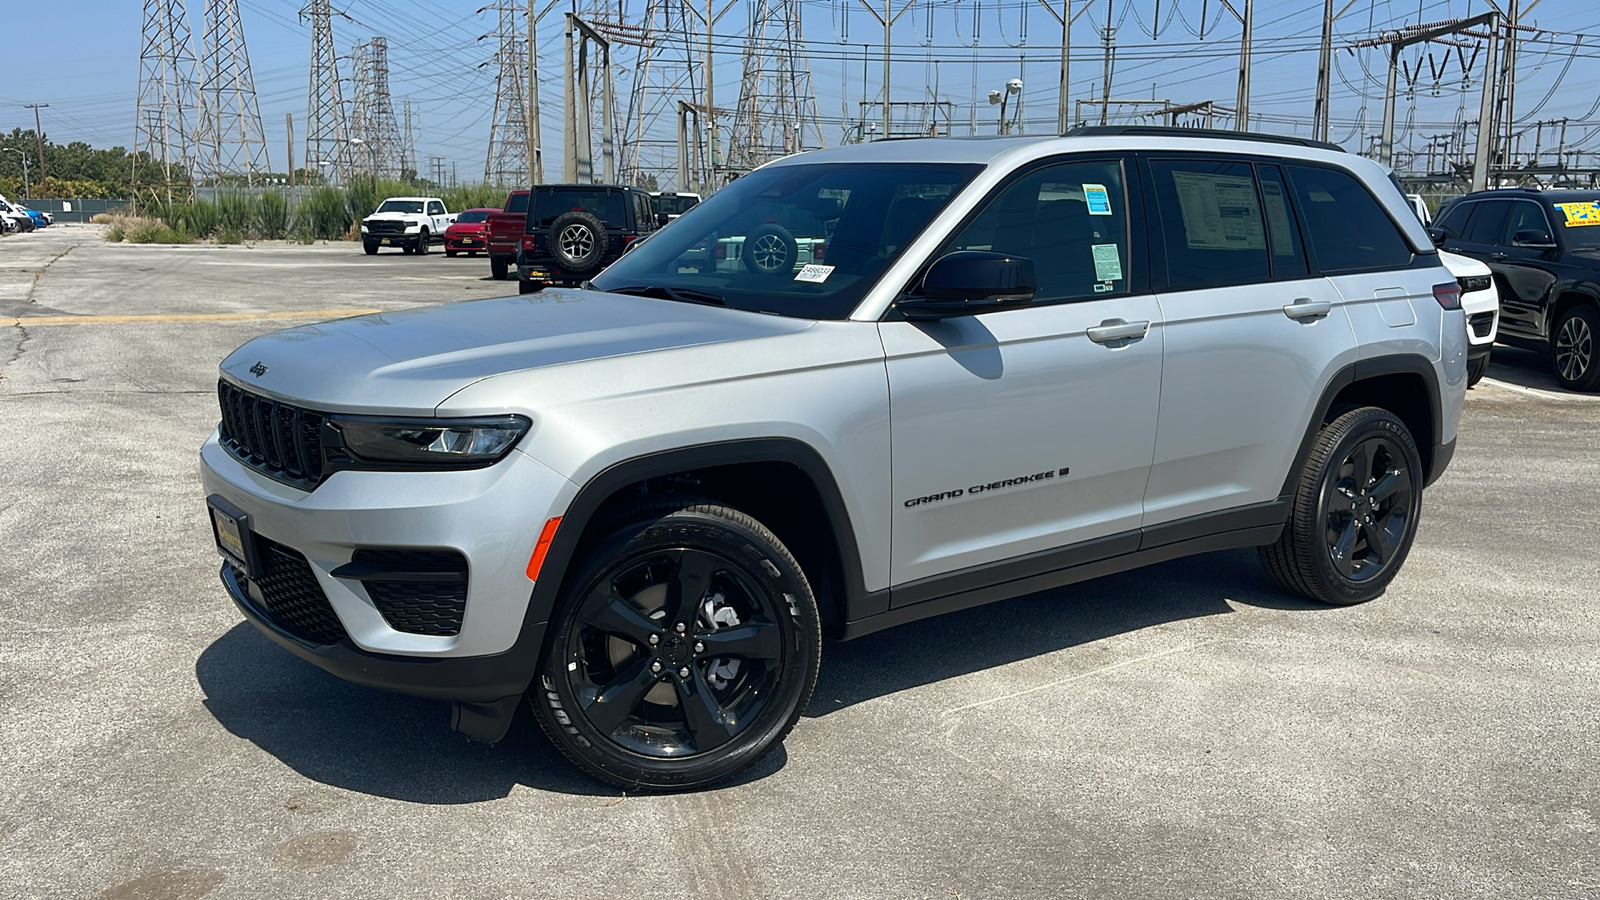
[
  {"left": 457, "top": 209, "right": 491, "bottom": 224},
  {"left": 654, "top": 194, "right": 700, "bottom": 216},
  {"left": 376, "top": 200, "right": 424, "bottom": 214},
  {"left": 592, "top": 162, "right": 982, "bottom": 319},
  {"left": 1550, "top": 199, "right": 1600, "bottom": 250},
  {"left": 530, "top": 188, "right": 626, "bottom": 230}
]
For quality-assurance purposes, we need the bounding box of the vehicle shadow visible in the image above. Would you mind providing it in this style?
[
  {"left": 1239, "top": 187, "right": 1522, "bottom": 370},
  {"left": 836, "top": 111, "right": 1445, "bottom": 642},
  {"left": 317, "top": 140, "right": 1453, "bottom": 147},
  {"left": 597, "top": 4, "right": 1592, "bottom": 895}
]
[
  {"left": 1483, "top": 345, "right": 1565, "bottom": 392},
  {"left": 195, "top": 548, "right": 1309, "bottom": 800},
  {"left": 806, "top": 547, "right": 1324, "bottom": 716}
]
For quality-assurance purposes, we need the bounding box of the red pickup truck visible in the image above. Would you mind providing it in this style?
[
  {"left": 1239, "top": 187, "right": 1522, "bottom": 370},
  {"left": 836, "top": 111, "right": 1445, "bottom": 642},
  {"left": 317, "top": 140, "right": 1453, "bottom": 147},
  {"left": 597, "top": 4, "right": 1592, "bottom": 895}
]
[{"left": 485, "top": 189, "right": 530, "bottom": 280}]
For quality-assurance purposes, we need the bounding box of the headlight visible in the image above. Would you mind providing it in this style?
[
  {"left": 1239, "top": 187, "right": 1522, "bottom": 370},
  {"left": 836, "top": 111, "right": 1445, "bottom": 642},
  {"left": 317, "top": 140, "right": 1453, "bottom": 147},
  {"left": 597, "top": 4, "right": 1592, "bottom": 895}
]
[
  {"left": 1457, "top": 274, "right": 1492, "bottom": 294},
  {"left": 360, "top": 223, "right": 369, "bottom": 233},
  {"left": 404, "top": 223, "right": 421, "bottom": 233},
  {"left": 332, "top": 415, "right": 530, "bottom": 466}
]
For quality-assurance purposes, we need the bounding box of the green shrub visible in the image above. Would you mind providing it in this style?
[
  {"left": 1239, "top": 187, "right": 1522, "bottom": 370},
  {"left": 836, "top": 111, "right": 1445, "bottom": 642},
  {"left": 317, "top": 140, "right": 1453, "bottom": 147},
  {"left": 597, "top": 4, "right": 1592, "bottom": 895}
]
[
  {"left": 216, "top": 193, "right": 253, "bottom": 235},
  {"left": 296, "top": 186, "right": 351, "bottom": 240},
  {"left": 104, "top": 224, "right": 125, "bottom": 242},
  {"left": 255, "top": 191, "right": 289, "bottom": 239},
  {"left": 125, "top": 220, "right": 190, "bottom": 244},
  {"left": 217, "top": 225, "right": 243, "bottom": 245}
]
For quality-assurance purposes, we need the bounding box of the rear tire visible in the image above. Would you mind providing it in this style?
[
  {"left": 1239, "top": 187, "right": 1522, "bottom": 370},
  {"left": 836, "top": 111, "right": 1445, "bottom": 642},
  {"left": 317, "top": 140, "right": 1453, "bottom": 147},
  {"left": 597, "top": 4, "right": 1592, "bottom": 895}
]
[
  {"left": 1552, "top": 305, "right": 1600, "bottom": 392},
  {"left": 518, "top": 279, "right": 541, "bottom": 294},
  {"left": 491, "top": 256, "right": 509, "bottom": 280},
  {"left": 1259, "top": 407, "right": 1423, "bottom": 605},
  {"left": 1467, "top": 352, "right": 1489, "bottom": 387},
  {"left": 530, "top": 501, "right": 821, "bottom": 791}
]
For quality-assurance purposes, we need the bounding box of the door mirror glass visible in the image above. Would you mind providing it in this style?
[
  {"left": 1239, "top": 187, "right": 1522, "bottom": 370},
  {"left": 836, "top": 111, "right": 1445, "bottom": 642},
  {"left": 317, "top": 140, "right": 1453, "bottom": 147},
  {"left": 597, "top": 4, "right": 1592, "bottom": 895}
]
[
  {"left": 1511, "top": 229, "right": 1556, "bottom": 249},
  {"left": 898, "top": 250, "right": 1036, "bottom": 320},
  {"left": 1425, "top": 226, "right": 1447, "bottom": 247}
]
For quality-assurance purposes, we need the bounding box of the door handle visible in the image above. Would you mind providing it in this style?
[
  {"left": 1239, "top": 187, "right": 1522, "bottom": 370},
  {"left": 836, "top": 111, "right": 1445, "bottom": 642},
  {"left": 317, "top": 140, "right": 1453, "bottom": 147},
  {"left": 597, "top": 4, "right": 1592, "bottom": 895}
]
[
  {"left": 1086, "top": 318, "right": 1151, "bottom": 344},
  {"left": 1283, "top": 298, "right": 1332, "bottom": 321},
  {"left": 1491, "top": 251, "right": 1508, "bottom": 259}
]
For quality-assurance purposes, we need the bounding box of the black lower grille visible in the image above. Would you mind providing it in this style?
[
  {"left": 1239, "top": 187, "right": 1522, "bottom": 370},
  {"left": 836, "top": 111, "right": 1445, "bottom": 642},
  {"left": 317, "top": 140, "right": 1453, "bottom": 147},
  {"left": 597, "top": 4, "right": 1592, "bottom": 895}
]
[
  {"left": 218, "top": 381, "right": 326, "bottom": 489},
  {"left": 347, "top": 549, "right": 468, "bottom": 637},
  {"left": 1469, "top": 312, "right": 1495, "bottom": 338},
  {"left": 249, "top": 537, "right": 349, "bottom": 645},
  {"left": 365, "top": 220, "right": 405, "bottom": 235}
]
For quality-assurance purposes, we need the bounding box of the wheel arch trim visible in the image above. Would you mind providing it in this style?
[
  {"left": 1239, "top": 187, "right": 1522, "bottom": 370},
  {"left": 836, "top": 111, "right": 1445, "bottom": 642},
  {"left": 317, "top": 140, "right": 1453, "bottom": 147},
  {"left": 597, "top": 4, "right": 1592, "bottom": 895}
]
[
  {"left": 1283, "top": 354, "right": 1446, "bottom": 496},
  {"left": 522, "top": 438, "right": 873, "bottom": 631}
]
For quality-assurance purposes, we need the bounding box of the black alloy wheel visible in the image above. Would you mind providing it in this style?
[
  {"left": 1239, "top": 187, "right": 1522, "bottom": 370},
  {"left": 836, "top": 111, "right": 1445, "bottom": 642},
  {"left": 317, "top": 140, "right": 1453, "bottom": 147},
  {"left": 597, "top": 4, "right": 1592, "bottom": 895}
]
[
  {"left": 1260, "top": 406, "right": 1424, "bottom": 605},
  {"left": 1553, "top": 305, "right": 1600, "bottom": 392},
  {"left": 532, "top": 501, "right": 820, "bottom": 790}
]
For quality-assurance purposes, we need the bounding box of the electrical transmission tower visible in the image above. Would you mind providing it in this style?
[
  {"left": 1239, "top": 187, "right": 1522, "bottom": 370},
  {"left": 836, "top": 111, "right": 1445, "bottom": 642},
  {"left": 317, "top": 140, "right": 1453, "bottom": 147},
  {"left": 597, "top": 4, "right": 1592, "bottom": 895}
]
[
  {"left": 135, "top": 0, "right": 200, "bottom": 201},
  {"left": 196, "top": 0, "right": 270, "bottom": 185},
  {"left": 623, "top": 0, "right": 706, "bottom": 188},
  {"left": 301, "top": 0, "right": 350, "bottom": 184},
  {"left": 728, "top": 0, "right": 824, "bottom": 174},
  {"left": 483, "top": 3, "right": 531, "bottom": 187},
  {"left": 401, "top": 98, "right": 416, "bottom": 179},
  {"left": 347, "top": 37, "right": 403, "bottom": 178}
]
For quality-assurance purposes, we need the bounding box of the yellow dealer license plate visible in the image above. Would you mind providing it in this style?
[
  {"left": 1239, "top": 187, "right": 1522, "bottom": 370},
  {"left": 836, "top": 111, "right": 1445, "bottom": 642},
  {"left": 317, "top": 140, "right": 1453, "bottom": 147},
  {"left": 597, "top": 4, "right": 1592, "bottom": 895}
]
[{"left": 207, "top": 495, "right": 256, "bottom": 578}]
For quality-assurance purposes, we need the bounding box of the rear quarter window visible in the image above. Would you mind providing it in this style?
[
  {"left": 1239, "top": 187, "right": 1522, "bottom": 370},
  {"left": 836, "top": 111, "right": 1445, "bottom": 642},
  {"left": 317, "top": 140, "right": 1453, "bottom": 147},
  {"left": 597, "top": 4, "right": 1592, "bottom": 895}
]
[{"left": 1286, "top": 164, "right": 1414, "bottom": 273}]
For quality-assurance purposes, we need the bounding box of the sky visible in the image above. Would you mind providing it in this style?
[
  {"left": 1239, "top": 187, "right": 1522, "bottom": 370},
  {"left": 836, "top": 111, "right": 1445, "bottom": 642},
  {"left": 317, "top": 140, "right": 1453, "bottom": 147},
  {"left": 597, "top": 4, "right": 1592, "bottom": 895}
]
[{"left": 6, "top": 0, "right": 1600, "bottom": 188}]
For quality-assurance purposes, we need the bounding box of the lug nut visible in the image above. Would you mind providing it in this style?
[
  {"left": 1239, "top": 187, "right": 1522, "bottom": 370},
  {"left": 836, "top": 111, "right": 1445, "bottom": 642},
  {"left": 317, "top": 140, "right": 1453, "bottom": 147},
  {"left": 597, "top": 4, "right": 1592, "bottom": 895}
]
[
  {"left": 648, "top": 634, "right": 659, "bottom": 646},
  {"left": 675, "top": 622, "right": 687, "bottom": 634},
  {"left": 650, "top": 661, "right": 662, "bottom": 673},
  {"left": 694, "top": 641, "right": 705, "bottom": 654},
  {"left": 678, "top": 667, "right": 690, "bottom": 678}
]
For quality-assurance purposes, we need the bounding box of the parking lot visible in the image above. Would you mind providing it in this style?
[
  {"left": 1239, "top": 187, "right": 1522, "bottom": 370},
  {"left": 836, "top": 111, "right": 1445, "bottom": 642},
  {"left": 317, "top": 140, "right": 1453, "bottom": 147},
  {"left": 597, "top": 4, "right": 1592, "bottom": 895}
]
[{"left": 2, "top": 225, "right": 1597, "bottom": 899}]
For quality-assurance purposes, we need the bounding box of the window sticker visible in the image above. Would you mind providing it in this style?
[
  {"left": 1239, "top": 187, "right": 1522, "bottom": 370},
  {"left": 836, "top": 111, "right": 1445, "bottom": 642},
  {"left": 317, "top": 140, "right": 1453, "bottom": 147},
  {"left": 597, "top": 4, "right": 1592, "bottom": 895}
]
[
  {"left": 1260, "top": 179, "right": 1297, "bottom": 256},
  {"left": 1171, "top": 171, "right": 1266, "bottom": 251},
  {"left": 1091, "top": 243, "right": 1124, "bottom": 282},
  {"left": 793, "top": 263, "right": 835, "bottom": 283},
  {"left": 1083, "top": 183, "right": 1113, "bottom": 215},
  {"left": 1555, "top": 201, "right": 1600, "bottom": 227}
]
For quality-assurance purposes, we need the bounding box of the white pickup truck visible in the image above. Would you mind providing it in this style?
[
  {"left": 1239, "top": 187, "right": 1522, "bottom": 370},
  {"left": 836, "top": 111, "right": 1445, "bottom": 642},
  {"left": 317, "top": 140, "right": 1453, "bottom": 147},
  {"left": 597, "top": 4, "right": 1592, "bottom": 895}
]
[{"left": 359, "top": 196, "right": 455, "bottom": 255}]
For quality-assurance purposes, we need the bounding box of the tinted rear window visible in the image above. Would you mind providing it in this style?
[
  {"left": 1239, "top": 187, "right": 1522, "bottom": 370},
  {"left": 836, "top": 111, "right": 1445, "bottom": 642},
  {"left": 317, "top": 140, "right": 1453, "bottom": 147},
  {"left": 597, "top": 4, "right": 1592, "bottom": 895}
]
[
  {"left": 529, "top": 189, "right": 625, "bottom": 229},
  {"left": 1286, "top": 164, "right": 1414, "bottom": 272},
  {"left": 506, "top": 193, "right": 528, "bottom": 214},
  {"left": 457, "top": 210, "right": 490, "bottom": 224},
  {"left": 1150, "top": 158, "right": 1272, "bottom": 290}
]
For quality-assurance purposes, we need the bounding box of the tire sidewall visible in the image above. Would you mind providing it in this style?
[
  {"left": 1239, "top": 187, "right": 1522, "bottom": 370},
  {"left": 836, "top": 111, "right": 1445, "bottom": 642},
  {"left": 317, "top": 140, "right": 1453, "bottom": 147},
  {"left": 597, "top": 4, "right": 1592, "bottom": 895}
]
[
  {"left": 741, "top": 223, "right": 798, "bottom": 277},
  {"left": 1305, "top": 410, "right": 1424, "bottom": 604},
  {"left": 533, "top": 506, "right": 820, "bottom": 790},
  {"left": 548, "top": 210, "right": 607, "bottom": 273},
  {"left": 1552, "top": 305, "right": 1600, "bottom": 391}
]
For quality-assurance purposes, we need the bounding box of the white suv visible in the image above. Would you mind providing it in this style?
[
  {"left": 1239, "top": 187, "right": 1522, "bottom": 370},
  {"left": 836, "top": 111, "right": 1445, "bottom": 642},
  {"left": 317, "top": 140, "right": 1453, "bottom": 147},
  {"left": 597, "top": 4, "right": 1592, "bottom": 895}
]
[{"left": 202, "top": 128, "right": 1466, "bottom": 790}]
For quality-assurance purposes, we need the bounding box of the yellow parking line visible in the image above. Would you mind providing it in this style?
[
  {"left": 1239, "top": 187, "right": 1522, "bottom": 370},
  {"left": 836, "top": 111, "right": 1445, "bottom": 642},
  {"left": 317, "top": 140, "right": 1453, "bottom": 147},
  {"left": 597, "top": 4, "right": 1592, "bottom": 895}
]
[{"left": 1, "top": 308, "right": 385, "bottom": 327}]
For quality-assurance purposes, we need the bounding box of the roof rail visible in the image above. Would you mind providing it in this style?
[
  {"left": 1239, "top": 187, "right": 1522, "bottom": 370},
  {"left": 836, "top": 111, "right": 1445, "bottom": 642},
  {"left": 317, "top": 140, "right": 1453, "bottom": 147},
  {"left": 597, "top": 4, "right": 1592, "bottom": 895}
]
[{"left": 1062, "top": 125, "right": 1346, "bottom": 154}]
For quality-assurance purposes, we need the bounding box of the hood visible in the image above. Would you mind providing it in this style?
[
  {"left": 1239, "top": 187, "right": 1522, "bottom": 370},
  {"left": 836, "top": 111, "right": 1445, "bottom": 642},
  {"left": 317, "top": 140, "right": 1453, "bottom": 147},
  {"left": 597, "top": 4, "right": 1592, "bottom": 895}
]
[
  {"left": 219, "top": 288, "right": 814, "bottom": 414},
  {"left": 363, "top": 210, "right": 424, "bottom": 222},
  {"left": 445, "top": 221, "right": 485, "bottom": 233}
]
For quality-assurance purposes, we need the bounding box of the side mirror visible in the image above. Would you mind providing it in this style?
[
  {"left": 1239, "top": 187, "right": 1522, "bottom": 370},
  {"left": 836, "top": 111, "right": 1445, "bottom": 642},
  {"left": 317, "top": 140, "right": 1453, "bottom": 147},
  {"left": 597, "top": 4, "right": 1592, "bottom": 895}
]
[
  {"left": 657, "top": 212, "right": 672, "bottom": 228},
  {"left": 897, "top": 251, "right": 1036, "bottom": 321},
  {"left": 1511, "top": 229, "right": 1556, "bottom": 250},
  {"left": 1425, "top": 226, "right": 1447, "bottom": 247}
]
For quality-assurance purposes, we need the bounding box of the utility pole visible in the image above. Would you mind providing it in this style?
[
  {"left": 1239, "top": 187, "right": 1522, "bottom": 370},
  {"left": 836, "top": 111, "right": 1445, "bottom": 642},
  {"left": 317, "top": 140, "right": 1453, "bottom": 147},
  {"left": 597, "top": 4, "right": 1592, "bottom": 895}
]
[
  {"left": 1098, "top": 22, "right": 1114, "bottom": 125},
  {"left": 286, "top": 112, "right": 295, "bottom": 185},
  {"left": 24, "top": 104, "right": 49, "bottom": 194},
  {"left": 1038, "top": 0, "right": 1094, "bottom": 133},
  {"left": 1472, "top": 14, "right": 1501, "bottom": 191},
  {"left": 1314, "top": 0, "right": 1364, "bottom": 142},
  {"left": 526, "top": 0, "right": 548, "bottom": 184},
  {"left": 563, "top": 14, "right": 615, "bottom": 184},
  {"left": 853, "top": 1, "right": 914, "bottom": 140},
  {"left": 1498, "top": 0, "right": 1519, "bottom": 171},
  {"left": 1359, "top": 13, "right": 1497, "bottom": 169}
]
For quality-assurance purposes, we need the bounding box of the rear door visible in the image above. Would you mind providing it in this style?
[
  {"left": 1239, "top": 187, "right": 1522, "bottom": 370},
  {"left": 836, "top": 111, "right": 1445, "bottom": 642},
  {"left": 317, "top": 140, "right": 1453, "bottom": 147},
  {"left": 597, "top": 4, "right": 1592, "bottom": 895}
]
[
  {"left": 883, "top": 155, "right": 1165, "bottom": 588},
  {"left": 1140, "top": 155, "right": 1356, "bottom": 526}
]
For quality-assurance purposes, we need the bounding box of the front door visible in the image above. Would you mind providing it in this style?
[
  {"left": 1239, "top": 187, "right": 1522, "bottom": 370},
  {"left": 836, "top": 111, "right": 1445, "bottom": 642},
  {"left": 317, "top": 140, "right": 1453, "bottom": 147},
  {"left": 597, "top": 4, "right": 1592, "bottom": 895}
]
[{"left": 883, "top": 156, "right": 1164, "bottom": 591}]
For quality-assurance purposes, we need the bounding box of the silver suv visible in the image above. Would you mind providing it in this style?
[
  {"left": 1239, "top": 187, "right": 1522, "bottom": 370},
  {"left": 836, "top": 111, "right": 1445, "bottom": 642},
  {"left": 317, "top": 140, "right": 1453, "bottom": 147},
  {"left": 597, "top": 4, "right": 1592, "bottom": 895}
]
[{"left": 202, "top": 128, "right": 1467, "bottom": 790}]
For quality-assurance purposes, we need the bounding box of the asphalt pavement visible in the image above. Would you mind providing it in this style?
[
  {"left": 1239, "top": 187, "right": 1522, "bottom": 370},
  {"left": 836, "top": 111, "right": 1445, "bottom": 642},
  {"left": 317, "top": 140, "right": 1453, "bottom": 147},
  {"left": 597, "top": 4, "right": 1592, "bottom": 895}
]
[{"left": 2, "top": 226, "right": 1596, "bottom": 899}]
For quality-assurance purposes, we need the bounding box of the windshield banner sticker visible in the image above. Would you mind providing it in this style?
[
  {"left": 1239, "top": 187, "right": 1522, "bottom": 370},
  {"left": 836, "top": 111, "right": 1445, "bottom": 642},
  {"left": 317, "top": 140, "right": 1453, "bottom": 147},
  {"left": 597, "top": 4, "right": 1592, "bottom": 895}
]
[
  {"left": 1083, "top": 183, "right": 1113, "bottom": 215},
  {"left": 1555, "top": 201, "right": 1600, "bottom": 227},
  {"left": 794, "top": 264, "right": 835, "bottom": 283},
  {"left": 1092, "top": 243, "right": 1124, "bottom": 282}
]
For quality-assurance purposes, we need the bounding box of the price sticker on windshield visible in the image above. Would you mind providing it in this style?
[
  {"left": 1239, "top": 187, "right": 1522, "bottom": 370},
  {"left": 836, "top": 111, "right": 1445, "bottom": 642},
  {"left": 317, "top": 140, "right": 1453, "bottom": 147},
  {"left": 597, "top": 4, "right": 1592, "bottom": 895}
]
[
  {"left": 794, "top": 264, "right": 835, "bottom": 283},
  {"left": 1555, "top": 201, "right": 1600, "bottom": 227}
]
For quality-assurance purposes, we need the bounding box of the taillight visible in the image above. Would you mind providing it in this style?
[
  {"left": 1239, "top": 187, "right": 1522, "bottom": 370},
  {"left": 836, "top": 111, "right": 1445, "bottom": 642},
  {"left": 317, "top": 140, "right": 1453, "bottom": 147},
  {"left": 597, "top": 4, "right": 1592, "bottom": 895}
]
[
  {"left": 1433, "top": 282, "right": 1462, "bottom": 310},
  {"left": 813, "top": 242, "right": 827, "bottom": 261},
  {"left": 623, "top": 234, "right": 639, "bottom": 246},
  {"left": 713, "top": 242, "right": 726, "bottom": 260},
  {"left": 520, "top": 235, "right": 537, "bottom": 252}
]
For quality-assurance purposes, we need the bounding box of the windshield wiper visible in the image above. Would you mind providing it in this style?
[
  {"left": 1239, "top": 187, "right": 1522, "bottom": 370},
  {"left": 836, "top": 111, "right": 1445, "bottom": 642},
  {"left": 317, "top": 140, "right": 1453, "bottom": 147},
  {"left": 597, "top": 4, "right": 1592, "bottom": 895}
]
[{"left": 606, "top": 284, "right": 726, "bottom": 306}]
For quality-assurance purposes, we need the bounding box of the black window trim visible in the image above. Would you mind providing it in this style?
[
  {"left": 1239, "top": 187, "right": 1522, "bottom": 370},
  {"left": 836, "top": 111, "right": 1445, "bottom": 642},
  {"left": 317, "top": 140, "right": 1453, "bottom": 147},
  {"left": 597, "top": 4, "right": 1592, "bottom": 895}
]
[
  {"left": 1436, "top": 197, "right": 1479, "bottom": 240},
  {"left": 891, "top": 151, "right": 1148, "bottom": 315}
]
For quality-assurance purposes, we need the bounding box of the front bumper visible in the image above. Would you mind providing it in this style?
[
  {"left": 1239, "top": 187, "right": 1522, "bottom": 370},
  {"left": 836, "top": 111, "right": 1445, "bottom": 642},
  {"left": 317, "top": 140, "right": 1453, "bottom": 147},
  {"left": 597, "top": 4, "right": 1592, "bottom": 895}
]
[
  {"left": 200, "top": 430, "right": 576, "bottom": 680},
  {"left": 445, "top": 234, "right": 485, "bottom": 251}
]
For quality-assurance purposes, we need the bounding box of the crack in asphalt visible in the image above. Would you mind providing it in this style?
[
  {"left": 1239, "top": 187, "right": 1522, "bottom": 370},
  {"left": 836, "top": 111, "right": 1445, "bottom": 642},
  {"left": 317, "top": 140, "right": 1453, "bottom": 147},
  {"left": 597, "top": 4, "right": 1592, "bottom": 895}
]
[{"left": 24, "top": 241, "right": 80, "bottom": 305}]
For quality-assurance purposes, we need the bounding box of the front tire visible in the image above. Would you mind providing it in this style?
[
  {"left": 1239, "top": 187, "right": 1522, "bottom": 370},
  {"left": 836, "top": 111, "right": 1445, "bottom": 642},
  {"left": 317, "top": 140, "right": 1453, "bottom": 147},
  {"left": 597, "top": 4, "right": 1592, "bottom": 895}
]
[
  {"left": 1552, "top": 305, "right": 1600, "bottom": 392},
  {"left": 415, "top": 230, "right": 430, "bottom": 255},
  {"left": 1259, "top": 407, "right": 1424, "bottom": 605},
  {"left": 445, "top": 248, "right": 458, "bottom": 258},
  {"left": 1467, "top": 352, "right": 1490, "bottom": 387},
  {"left": 531, "top": 501, "right": 822, "bottom": 791},
  {"left": 363, "top": 241, "right": 378, "bottom": 255}
]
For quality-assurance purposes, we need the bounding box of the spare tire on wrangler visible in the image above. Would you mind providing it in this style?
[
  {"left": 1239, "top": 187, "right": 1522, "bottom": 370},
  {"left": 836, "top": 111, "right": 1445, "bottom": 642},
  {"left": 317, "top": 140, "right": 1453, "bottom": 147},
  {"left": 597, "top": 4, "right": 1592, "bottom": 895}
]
[{"left": 548, "top": 209, "right": 608, "bottom": 274}]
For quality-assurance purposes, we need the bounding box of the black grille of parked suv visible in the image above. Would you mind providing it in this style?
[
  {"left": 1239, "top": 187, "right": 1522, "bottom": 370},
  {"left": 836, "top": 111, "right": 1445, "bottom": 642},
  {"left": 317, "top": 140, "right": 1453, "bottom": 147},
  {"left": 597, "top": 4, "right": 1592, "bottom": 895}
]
[
  {"left": 217, "top": 381, "right": 326, "bottom": 489},
  {"left": 336, "top": 548, "right": 470, "bottom": 637},
  {"left": 365, "top": 220, "right": 405, "bottom": 235},
  {"left": 1469, "top": 312, "right": 1495, "bottom": 338}
]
